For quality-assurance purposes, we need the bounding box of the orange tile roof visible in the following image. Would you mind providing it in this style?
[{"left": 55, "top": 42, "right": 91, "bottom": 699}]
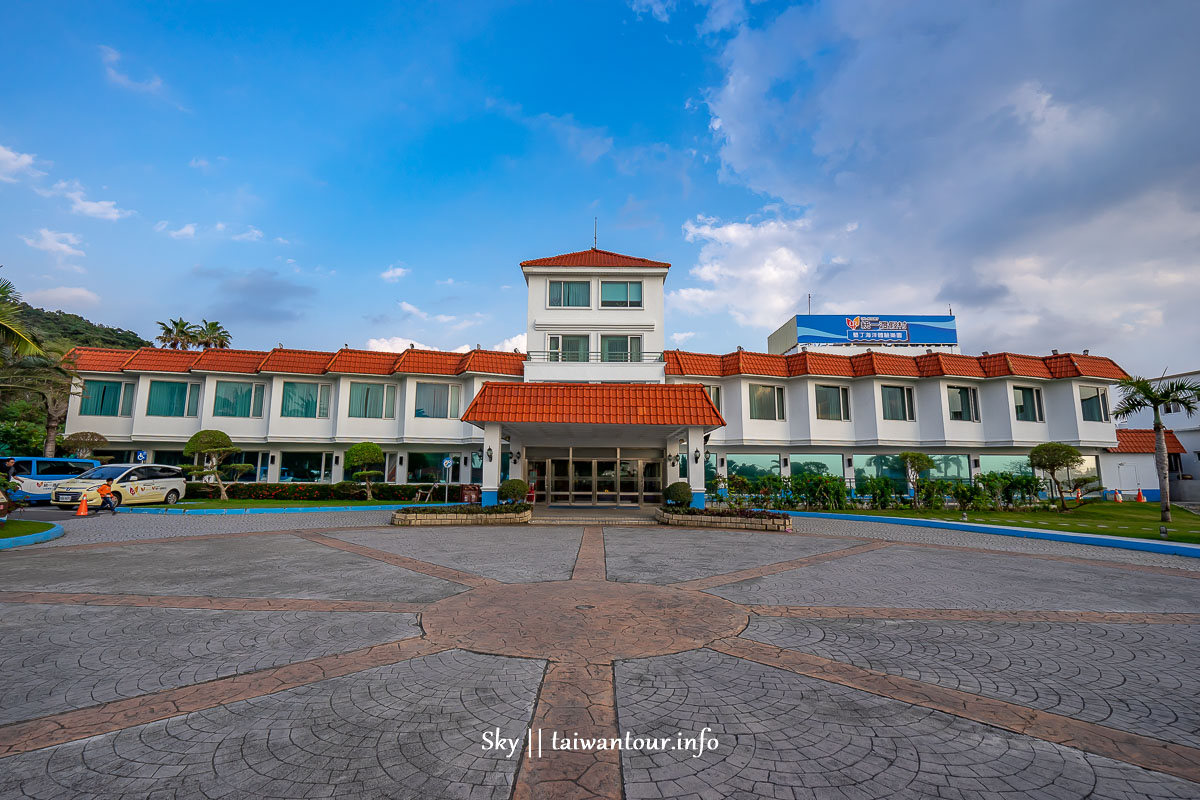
[
  {"left": 977, "top": 352, "right": 1054, "bottom": 379},
  {"left": 721, "top": 350, "right": 788, "bottom": 377},
  {"left": 462, "top": 382, "right": 725, "bottom": 427},
  {"left": 393, "top": 349, "right": 463, "bottom": 375},
  {"left": 1109, "top": 429, "right": 1186, "bottom": 454},
  {"left": 519, "top": 247, "right": 670, "bottom": 268},
  {"left": 325, "top": 348, "right": 400, "bottom": 375},
  {"left": 457, "top": 350, "right": 527, "bottom": 376},
  {"left": 663, "top": 350, "right": 723, "bottom": 376},
  {"left": 849, "top": 352, "right": 921, "bottom": 378},
  {"left": 257, "top": 348, "right": 335, "bottom": 374},
  {"left": 64, "top": 347, "right": 135, "bottom": 372},
  {"left": 1044, "top": 353, "right": 1129, "bottom": 380},
  {"left": 121, "top": 348, "right": 203, "bottom": 372},
  {"left": 787, "top": 352, "right": 856, "bottom": 377},
  {"left": 191, "top": 348, "right": 271, "bottom": 373},
  {"left": 914, "top": 352, "right": 987, "bottom": 378}
]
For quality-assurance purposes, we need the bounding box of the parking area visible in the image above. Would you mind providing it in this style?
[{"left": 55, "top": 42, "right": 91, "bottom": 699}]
[{"left": 1, "top": 517, "right": 1198, "bottom": 798}]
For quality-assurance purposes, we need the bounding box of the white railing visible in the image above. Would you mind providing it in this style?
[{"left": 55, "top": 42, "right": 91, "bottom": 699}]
[{"left": 526, "top": 351, "right": 664, "bottom": 363}]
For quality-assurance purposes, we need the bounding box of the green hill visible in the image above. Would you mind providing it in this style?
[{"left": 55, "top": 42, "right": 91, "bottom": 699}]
[{"left": 18, "top": 303, "right": 150, "bottom": 350}]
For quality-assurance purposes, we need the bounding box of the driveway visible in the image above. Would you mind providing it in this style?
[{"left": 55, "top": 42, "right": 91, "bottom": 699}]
[{"left": 1, "top": 519, "right": 1198, "bottom": 798}]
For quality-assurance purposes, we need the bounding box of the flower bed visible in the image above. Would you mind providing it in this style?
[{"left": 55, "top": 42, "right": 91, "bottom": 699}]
[
  {"left": 391, "top": 503, "right": 532, "bottom": 526},
  {"left": 655, "top": 506, "right": 792, "bottom": 532}
]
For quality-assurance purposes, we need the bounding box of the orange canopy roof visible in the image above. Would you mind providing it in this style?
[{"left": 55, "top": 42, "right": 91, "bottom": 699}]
[
  {"left": 1108, "top": 429, "right": 1186, "bottom": 454},
  {"left": 462, "top": 382, "right": 725, "bottom": 427},
  {"left": 191, "top": 349, "right": 271, "bottom": 373},
  {"left": 120, "top": 348, "right": 202, "bottom": 372}
]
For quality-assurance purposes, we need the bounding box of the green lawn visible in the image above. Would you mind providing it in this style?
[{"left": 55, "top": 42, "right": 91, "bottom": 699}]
[
  {"left": 1, "top": 519, "right": 56, "bottom": 539},
  {"left": 828, "top": 503, "right": 1200, "bottom": 545},
  {"left": 171, "top": 498, "right": 422, "bottom": 510}
]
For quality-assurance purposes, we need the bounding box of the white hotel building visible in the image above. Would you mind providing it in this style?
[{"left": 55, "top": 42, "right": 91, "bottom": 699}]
[{"left": 64, "top": 247, "right": 1144, "bottom": 507}]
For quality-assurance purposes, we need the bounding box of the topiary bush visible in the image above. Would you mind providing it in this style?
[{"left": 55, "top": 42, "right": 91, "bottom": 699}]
[
  {"left": 664, "top": 481, "right": 693, "bottom": 506},
  {"left": 498, "top": 478, "right": 529, "bottom": 503}
]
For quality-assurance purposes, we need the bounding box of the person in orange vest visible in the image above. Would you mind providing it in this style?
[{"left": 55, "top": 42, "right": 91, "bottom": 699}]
[{"left": 96, "top": 479, "right": 118, "bottom": 515}]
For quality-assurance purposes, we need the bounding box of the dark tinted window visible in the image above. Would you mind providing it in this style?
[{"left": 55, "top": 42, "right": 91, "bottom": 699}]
[
  {"left": 35, "top": 460, "right": 92, "bottom": 477},
  {"left": 127, "top": 467, "right": 156, "bottom": 481},
  {"left": 151, "top": 466, "right": 184, "bottom": 480},
  {"left": 9, "top": 459, "right": 33, "bottom": 476},
  {"left": 78, "top": 465, "right": 133, "bottom": 481}
]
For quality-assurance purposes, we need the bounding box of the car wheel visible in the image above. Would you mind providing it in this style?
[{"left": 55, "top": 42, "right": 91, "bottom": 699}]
[
  {"left": 111, "top": 492, "right": 123, "bottom": 507},
  {"left": 165, "top": 490, "right": 180, "bottom": 505}
]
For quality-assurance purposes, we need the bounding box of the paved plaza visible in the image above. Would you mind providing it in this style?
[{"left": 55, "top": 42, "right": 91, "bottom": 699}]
[{"left": 1, "top": 516, "right": 1198, "bottom": 799}]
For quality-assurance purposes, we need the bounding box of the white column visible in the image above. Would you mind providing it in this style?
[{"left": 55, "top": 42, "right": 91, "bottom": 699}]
[
  {"left": 508, "top": 437, "right": 526, "bottom": 482},
  {"left": 482, "top": 422, "right": 502, "bottom": 505},
  {"left": 686, "top": 426, "right": 706, "bottom": 508},
  {"left": 665, "top": 437, "right": 681, "bottom": 486}
]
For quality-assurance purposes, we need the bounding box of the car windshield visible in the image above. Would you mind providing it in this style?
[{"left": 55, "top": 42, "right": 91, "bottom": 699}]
[{"left": 77, "top": 466, "right": 129, "bottom": 481}]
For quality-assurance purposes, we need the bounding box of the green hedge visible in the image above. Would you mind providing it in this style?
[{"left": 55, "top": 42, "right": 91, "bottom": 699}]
[
  {"left": 660, "top": 506, "right": 788, "bottom": 520},
  {"left": 184, "top": 482, "right": 467, "bottom": 502},
  {"left": 398, "top": 503, "right": 532, "bottom": 515}
]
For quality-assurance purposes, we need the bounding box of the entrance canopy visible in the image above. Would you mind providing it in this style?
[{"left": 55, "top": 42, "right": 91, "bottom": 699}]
[{"left": 461, "top": 382, "right": 725, "bottom": 445}]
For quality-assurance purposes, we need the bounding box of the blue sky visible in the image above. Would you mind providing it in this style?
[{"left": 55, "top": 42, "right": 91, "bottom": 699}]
[{"left": 3, "top": 1, "right": 1198, "bottom": 374}]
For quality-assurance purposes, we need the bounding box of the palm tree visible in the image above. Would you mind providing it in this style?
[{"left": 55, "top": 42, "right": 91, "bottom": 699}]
[
  {"left": 0, "top": 345, "right": 77, "bottom": 457},
  {"left": 196, "top": 319, "right": 232, "bottom": 349},
  {"left": 0, "top": 276, "right": 44, "bottom": 359},
  {"left": 1113, "top": 376, "right": 1200, "bottom": 523},
  {"left": 155, "top": 317, "right": 200, "bottom": 349}
]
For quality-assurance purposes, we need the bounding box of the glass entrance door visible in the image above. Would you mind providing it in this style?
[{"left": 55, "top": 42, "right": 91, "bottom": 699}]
[
  {"left": 596, "top": 460, "right": 618, "bottom": 505},
  {"left": 549, "top": 460, "right": 570, "bottom": 504},
  {"left": 619, "top": 460, "right": 639, "bottom": 505},
  {"left": 641, "top": 461, "right": 663, "bottom": 505},
  {"left": 572, "top": 460, "right": 594, "bottom": 504}
]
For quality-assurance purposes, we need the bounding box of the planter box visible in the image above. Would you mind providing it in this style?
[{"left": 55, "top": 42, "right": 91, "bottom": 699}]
[
  {"left": 390, "top": 508, "right": 532, "bottom": 526},
  {"left": 655, "top": 508, "right": 792, "bottom": 532}
]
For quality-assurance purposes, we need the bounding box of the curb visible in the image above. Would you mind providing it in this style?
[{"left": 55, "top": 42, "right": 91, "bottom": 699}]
[
  {"left": 0, "top": 523, "right": 65, "bottom": 550},
  {"left": 117, "top": 502, "right": 464, "bottom": 516},
  {"left": 782, "top": 511, "right": 1200, "bottom": 559}
]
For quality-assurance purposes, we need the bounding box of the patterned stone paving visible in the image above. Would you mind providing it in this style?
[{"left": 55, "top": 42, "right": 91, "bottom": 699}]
[{"left": 0, "top": 517, "right": 1198, "bottom": 798}]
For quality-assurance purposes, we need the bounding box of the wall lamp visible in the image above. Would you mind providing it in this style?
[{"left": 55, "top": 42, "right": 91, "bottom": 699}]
[
  {"left": 486, "top": 447, "right": 494, "bottom": 462},
  {"left": 667, "top": 453, "right": 680, "bottom": 467},
  {"left": 693, "top": 448, "right": 701, "bottom": 464},
  {"left": 782, "top": 456, "right": 789, "bottom": 469},
  {"left": 511, "top": 450, "right": 522, "bottom": 463}
]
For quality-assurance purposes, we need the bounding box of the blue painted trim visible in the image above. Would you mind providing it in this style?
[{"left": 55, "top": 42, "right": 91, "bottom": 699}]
[
  {"left": 117, "top": 502, "right": 465, "bottom": 516},
  {"left": 690, "top": 491, "right": 706, "bottom": 509},
  {"left": 0, "top": 522, "right": 64, "bottom": 549},
  {"left": 779, "top": 511, "right": 1200, "bottom": 559},
  {"left": 481, "top": 490, "right": 499, "bottom": 507}
]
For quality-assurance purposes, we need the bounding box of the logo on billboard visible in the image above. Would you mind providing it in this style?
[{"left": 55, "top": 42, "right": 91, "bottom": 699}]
[{"left": 845, "top": 316, "right": 909, "bottom": 342}]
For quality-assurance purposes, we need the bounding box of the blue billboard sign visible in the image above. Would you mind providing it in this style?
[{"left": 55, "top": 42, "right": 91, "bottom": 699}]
[{"left": 791, "top": 315, "right": 957, "bottom": 345}]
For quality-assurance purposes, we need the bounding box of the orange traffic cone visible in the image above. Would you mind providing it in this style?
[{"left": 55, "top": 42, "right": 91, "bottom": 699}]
[
  {"left": 1113, "top": 490, "right": 1124, "bottom": 503},
  {"left": 1075, "top": 488, "right": 1082, "bottom": 501},
  {"left": 74, "top": 495, "right": 89, "bottom": 516},
  {"left": 1136, "top": 489, "right": 1146, "bottom": 502}
]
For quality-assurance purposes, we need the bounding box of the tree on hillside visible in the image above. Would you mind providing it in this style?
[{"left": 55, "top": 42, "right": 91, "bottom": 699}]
[
  {"left": 1029, "top": 442, "right": 1084, "bottom": 511},
  {"left": 1114, "top": 376, "right": 1200, "bottom": 523},
  {"left": 156, "top": 318, "right": 201, "bottom": 350},
  {"left": 345, "top": 441, "right": 385, "bottom": 500},
  {"left": 196, "top": 320, "right": 232, "bottom": 349},
  {"left": 183, "top": 430, "right": 249, "bottom": 502},
  {"left": 0, "top": 277, "right": 44, "bottom": 359},
  {"left": 16, "top": 303, "right": 150, "bottom": 350}
]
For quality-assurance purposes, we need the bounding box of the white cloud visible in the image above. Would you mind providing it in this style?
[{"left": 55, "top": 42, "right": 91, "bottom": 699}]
[
  {"left": 493, "top": 333, "right": 527, "bottom": 352},
  {"left": 670, "top": 331, "right": 696, "bottom": 345},
  {"left": 630, "top": 0, "right": 674, "bottom": 23},
  {"left": 154, "top": 220, "right": 169, "bottom": 232},
  {"left": 214, "top": 221, "right": 226, "bottom": 232},
  {"left": 380, "top": 264, "right": 411, "bottom": 282},
  {"left": 0, "top": 143, "right": 41, "bottom": 182},
  {"left": 27, "top": 286, "right": 100, "bottom": 309},
  {"left": 99, "top": 45, "right": 163, "bottom": 93},
  {"left": 488, "top": 99, "right": 613, "bottom": 163},
  {"left": 21, "top": 228, "right": 85, "bottom": 261},
  {"left": 37, "top": 179, "right": 132, "bottom": 221},
  {"left": 189, "top": 156, "right": 209, "bottom": 169},
  {"left": 693, "top": 0, "right": 1200, "bottom": 371},
  {"left": 232, "top": 225, "right": 263, "bottom": 242},
  {"left": 169, "top": 223, "right": 196, "bottom": 239},
  {"left": 398, "top": 300, "right": 427, "bottom": 319},
  {"left": 366, "top": 336, "right": 471, "bottom": 353},
  {"left": 274, "top": 236, "right": 289, "bottom": 244}
]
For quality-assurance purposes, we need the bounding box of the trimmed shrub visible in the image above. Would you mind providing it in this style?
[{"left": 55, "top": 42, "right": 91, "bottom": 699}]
[
  {"left": 498, "top": 478, "right": 529, "bottom": 503},
  {"left": 664, "top": 481, "right": 693, "bottom": 506},
  {"left": 399, "top": 503, "right": 532, "bottom": 515},
  {"left": 660, "top": 507, "right": 787, "bottom": 520},
  {"left": 180, "top": 482, "right": 464, "bottom": 502}
]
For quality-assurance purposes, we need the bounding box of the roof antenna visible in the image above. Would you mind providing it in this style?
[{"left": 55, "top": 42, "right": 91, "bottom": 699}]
[
  {"left": 593, "top": 217, "right": 597, "bottom": 249},
  {"left": 948, "top": 304, "right": 953, "bottom": 315}
]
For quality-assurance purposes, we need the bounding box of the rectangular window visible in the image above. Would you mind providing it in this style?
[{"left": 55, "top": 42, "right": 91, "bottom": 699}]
[
  {"left": 705, "top": 385, "right": 722, "bottom": 412},
  {"left": 414, "top": 382, "right": 461, "bottom": 419},
  {"left": 789, "top": 453, "right": 843, "bottom": 478},
  {"left": 1013, "top": 386, "right": 1044, "bottom": 422},
  {"left": 1079, "top": 386, "right": 1110, "bottom": 422},
  {"left": 815, "top": 385, "right": 850, "bottom": 421},
  {"left": 750, "top": 384, "right": 786, "bottom": 421},
  {"left": 279, "top": 451, "right": 334, "bottom": 483},
  {"left": 947, "top": 385, "right": 980, "bottom": 422},
  {"left": 600, "top": 335, "right": 642, "bottom": 363},
  {"left": 599, "top": 281, "right": 643, "bottom": 308},
  {"left": 213, "top": 381, "right": 265, "bottom": 418},
  {"left": 880, "top": 385, "right": 915, "bottom": 421},
  {"left": 1168, "top": 453, "right": 1182, "bottom": 473},
  {"left": 146, "top": 380, "right": 199, "bottom": 417},
  {"left": 548, "top": 280, "right": 590, "bottom": 308},
  {"left": 348, "top": 382, "right": 391, "bottom": 418},
  {"left": 80, "top": 380, "right": 131, "bottom": 417},
  {"left": 281, "top": 382, "right": 331, "bottom": 418},
  {"left": 548, "top": 334, "right": 589, "bottom": 362},
  {"left": 407, "top": 452, "right": 461, "bottom": 483},
  {"left": 727, "top": 453, "right": 782, "bottom": 480},
  {"left": 384, "top": 384, "right": 397, "bottom": 419}
]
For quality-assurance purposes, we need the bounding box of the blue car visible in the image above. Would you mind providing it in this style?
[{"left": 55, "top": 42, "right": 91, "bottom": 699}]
[{"left": 4, "top": 457, "right": 101, "bottom": 503}]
